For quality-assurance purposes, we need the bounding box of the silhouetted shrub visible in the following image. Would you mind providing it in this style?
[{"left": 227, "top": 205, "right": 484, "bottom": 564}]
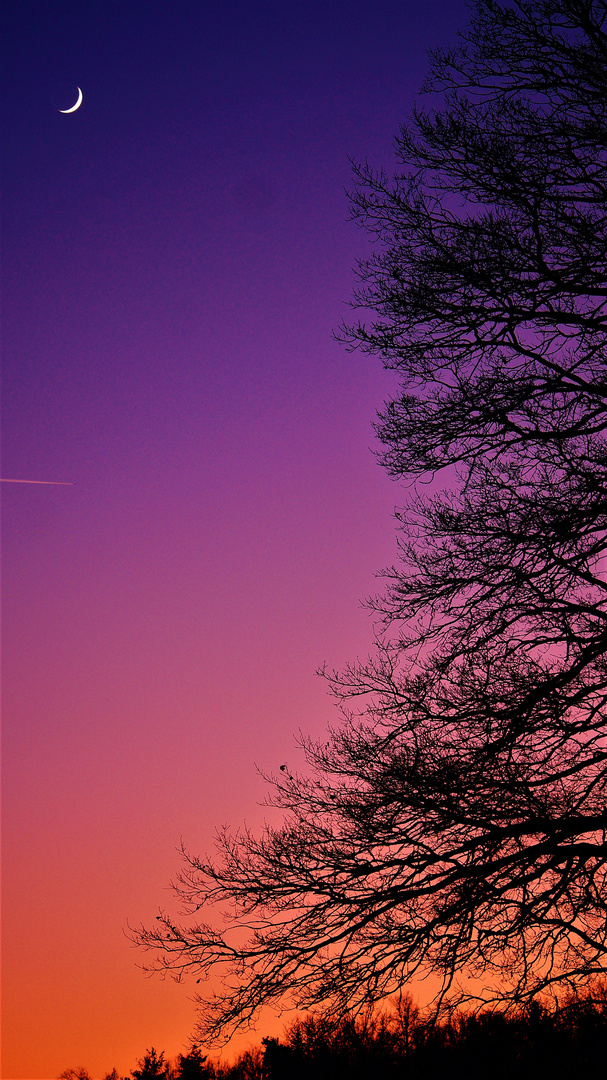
[{"left": 131, "top": 1047, "right": 170, "bottom": 1080}]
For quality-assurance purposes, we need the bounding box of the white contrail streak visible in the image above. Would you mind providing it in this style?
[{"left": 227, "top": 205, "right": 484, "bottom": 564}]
[{"left": 0, "top": 479, "right": 74, "bottom": 485}]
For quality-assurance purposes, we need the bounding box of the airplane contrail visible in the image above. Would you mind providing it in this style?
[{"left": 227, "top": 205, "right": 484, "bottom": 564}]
[{"left": 0, "top": 479, "right": 74, "bottom": 485}]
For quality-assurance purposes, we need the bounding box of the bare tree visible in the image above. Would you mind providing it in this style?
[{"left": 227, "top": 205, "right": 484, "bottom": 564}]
[{"left": 133, "top": 0, "right": 607, "bottom": 1041}]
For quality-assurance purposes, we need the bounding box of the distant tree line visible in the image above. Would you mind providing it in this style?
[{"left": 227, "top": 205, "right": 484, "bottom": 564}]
[{"left": 60, "top": 985, "right": 607, "bottom": 1080}]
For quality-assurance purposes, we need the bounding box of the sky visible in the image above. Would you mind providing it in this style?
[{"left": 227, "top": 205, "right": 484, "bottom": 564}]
[{"left": 2, "top": 2, "right": 466, "bottom": 1077}]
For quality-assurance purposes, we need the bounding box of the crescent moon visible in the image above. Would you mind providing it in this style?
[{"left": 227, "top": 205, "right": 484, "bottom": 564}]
[{"left": 59, "top": 87, "right": 83, "bottom": 113}]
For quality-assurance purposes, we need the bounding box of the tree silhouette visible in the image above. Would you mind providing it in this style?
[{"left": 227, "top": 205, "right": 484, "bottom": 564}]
[
  {"left": 134, "top": 0, "right": 607, "bottom": 1040},
  {"left": 260, "top": 995, "right": 607, "bottom": 1080},
  {"left": 131, "top": 1048, "right": 169, "bottom": 1080},
  {"left": 173, "top": 1046, "right": 212, "bottom": 1080}
]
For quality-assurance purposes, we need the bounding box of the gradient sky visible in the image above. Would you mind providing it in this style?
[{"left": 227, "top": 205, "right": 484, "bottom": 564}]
[{"left": 2, "top": 3, "right": 466, "bottom": 1077}]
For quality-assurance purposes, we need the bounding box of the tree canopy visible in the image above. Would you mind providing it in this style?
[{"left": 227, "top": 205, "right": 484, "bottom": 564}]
[{"left": 134, "top": 0, "right": 607, "bottom": 1041}]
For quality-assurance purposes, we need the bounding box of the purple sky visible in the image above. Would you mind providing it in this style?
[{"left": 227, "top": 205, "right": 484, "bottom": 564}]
[{"left": 2, "top": 3, "right": 467, "bottom": 1076}]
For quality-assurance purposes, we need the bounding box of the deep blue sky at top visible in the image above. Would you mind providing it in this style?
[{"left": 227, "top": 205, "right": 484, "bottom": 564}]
[
  {"left": 3, "top": 0, "right": 466, "bottom": 491},
  {"left": 3, "top": 0, "right": 459, "bottom": 480}
]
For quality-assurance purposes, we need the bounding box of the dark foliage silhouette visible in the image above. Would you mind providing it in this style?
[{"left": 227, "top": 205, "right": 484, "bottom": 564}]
[
  {"left": 173, "top": 1046, "right": 212, "bottom": 1080},
  {"left": 133, "top": 0, "right": 607, "bottom": 1039},
  {"left": 262, "top": 1009, "right": 411, "bottom": 1080},
  {"left": 260, "top": 993, "right": 607, "bottom": 1080},
  {"left": 131, "top": 1047, "right": 170, "bottom": 1080}
]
